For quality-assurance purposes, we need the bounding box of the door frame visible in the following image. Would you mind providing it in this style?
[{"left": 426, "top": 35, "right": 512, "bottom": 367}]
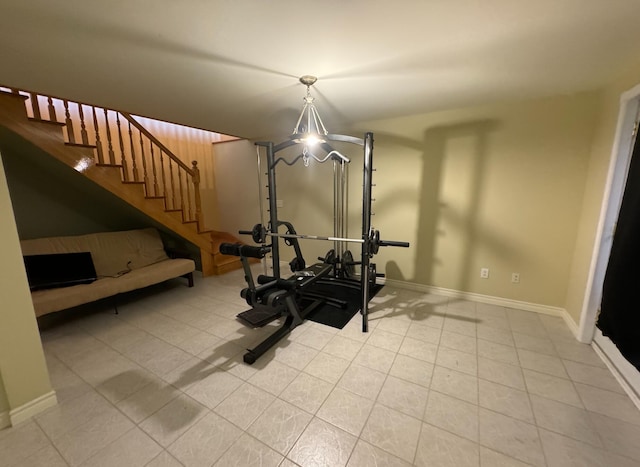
[
  {"left": 579, "top": 83, "right": 640, "bottom": 342},
  {"left": 579, "top": 83, "right": 640, "bottom": 404}
]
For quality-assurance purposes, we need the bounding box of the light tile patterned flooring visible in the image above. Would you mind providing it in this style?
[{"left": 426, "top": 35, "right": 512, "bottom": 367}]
[{"left": 2, "top": 268, "right": 640, "bottom": 466}]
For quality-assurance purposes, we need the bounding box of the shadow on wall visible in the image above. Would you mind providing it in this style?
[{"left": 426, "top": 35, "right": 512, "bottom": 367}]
[{"left": 376, "top": 119, "right": 521, "bottom": 292}]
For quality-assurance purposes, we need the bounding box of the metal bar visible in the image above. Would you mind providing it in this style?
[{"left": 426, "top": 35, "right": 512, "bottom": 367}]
[
  {"left": 361, "top": 132, "right": 374, "bottom": 333},
  {"left": 263, "top": 232, "right": 365, "bottom": 244},
  {"left": 265, "top": 142, "right": 280, "bottom": 278},
  {"left": 342, "top": 160, "right": 349, "bottom": 249},
  {"left": 333, "top": 159, "right": 339, "bottom": 254}
]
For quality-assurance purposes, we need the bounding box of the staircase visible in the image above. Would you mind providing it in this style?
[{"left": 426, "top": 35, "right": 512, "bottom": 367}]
[{"left": 0, "top": 87, "right": 243, "bottom": 276}]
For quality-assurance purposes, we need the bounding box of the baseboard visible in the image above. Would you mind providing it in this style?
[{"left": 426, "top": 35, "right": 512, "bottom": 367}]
[
  {"left": 559, "top": 308, "right": 580, "bottom": 339},
  {"left": 8, "top": 390, "right": 57, "bottom": 426},
  {"left": 382, "top": 278, "right": 565, "bottom": 317},
  {"left": 0, "top": 410, "right": 9, "bottom": 430},
  {"left": 592, "top": 330, "right": 640, "bottom": 411}
]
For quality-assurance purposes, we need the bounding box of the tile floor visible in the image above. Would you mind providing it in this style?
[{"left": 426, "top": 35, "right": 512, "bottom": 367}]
[{"left": 2, "top": 267, "right": 640, "bottom": 466}]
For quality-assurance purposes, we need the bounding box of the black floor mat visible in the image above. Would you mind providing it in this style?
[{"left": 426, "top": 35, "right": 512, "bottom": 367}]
[{"left": 303, "top": 281, "right": 384, "bottom": 329}]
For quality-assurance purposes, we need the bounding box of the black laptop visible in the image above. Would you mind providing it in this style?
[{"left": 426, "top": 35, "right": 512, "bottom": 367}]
[{"left": 23, "top": 252, "right": 98, "bottom": 291}]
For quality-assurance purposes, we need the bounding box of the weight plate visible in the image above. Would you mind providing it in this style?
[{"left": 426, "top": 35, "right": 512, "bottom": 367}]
[{"left": 343, "top": 250, "right": 355, "bottom": 278}]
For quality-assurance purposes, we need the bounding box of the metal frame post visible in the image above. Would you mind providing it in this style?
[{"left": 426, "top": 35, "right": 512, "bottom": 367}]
[
  {"left": 265, "top": 142, "right": 281, "bottom": 278},
  {"left": 361, "top": 132, "right": 374, "bottom": 332}
]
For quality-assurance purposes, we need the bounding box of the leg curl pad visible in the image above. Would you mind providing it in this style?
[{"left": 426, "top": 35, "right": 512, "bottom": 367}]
[{"left": 219, "top": 242, "right": 270, "bottom": 259}]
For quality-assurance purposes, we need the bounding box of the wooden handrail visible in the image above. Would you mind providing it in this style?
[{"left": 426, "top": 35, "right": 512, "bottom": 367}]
[{"left": 121, "top": 112, "right": 194, "bottom": 175}]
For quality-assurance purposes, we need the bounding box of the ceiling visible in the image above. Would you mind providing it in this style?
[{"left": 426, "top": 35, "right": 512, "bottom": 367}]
[{"left": 1, "top": 1, "right": 639, "bottom": 139}]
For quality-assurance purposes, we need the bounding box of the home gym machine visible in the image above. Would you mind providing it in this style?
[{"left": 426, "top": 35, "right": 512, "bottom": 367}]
[{"left": 220, "top": 77, "right": 409, "bottom": 365}]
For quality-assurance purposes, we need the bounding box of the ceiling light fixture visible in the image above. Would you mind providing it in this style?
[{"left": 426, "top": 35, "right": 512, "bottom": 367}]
[{"left": 292, "top": 75, "right": 328, "bottom": 146}]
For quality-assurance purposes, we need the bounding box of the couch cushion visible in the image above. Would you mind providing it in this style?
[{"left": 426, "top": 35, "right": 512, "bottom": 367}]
[
  {"left": 21, "top": 228, "right": 169, "bottom": 277},
  {"left": 30, "top": 257, "right": 195, "bottom": 316}
]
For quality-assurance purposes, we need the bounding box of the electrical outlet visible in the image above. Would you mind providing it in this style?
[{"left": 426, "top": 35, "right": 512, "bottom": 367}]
[
  {"left": 480, "top": 268, "right": 489, "bottom": 279},
  {"left": 512, "top": 272, "right": 520, "bottom": 283}
]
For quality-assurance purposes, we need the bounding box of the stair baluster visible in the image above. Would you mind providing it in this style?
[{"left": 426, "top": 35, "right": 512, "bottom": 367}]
[
  {"left": 47, "top": 97, "right": 57, "bottom": 121},
  {"left": 91, "top": 106, "right": 105, "bottom": 164},
  {"left": 149, "top": 141, "right": 160, "bottom": 197},
  {"left": 128, "top": 121, "right": 139, "bottom": 182},
  {"left": 159, "top": 149, "right": 168, "bottom": 208},
  {"left": 78, "top": 104, "right": 89, "bottom": 145},
  {"left": 138, "top": 128, "right": 149, "bottom": 193},
  {"left": 116, "top": 113, "right": 129, "bottom": 181},
  {"left": 168, "top": 158, "right": 177, "bottom": 211},
  {"left": 29, "top": 93, "right": 41, "bottom": 120},
  {"left": 178, "top": 169, "right": 187, "bottom": 221},
  {"left": 192, "top": 161, "right": 202, "bottom": 226},
  {"left": 103, "top": 109, "right": 116, "bottom": 164},
  {"left": 63, "top": 100, "right": 76, "bottom": 144}
]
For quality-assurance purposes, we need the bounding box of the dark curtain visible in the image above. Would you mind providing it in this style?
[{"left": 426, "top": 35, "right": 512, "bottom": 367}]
[{"left": 598, "top": 131, "right": 640, "bottom": 371}]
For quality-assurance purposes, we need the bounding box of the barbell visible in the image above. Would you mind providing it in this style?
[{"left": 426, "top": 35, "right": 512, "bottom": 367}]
[{"left": 239, "top": 224, "right": 409, "bottom": 255}]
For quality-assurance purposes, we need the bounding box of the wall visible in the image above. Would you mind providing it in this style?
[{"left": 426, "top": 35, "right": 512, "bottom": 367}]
[
  {"left": 213, "top": 139, "right": 263, "bottom": 236},
  {"left": 0, "top": 374, "right": 7, "bottom": 418},
  {"left": 565, "top": 62, "right": 640, "bottom": 329},
  {"left": 263, "top": 92, "right": 601, "bottom": 308},
  {"left": 0, "top": 150, "right": 53, "bottom": 423}
]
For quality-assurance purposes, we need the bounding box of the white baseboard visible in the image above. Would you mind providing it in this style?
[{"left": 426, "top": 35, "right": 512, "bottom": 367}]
[
  {"left": 9, "top": 391, "right": 57, "bottom": 426},
  {"left": 592, "top": 330, "right": 640, "bottom": 411},
  {"left": 559, "top": 308, "right": 580, "bottom": 339},
  {"left": 382, "top": 278, "right": 565, "bottom": 317},
  {"left": 0, "top": 410, "right": 9, "bottom": 430}
]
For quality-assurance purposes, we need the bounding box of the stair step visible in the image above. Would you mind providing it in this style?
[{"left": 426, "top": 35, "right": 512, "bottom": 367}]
[
  {"left": 214, "top": 253, "right": 242, "bottom": 264},
  {"left": 96, "top": 163, "right": 123, "bottom": 168},
  {"left": 213, "top": 258, "right": 245, "bottom": 275},
  {"left": 28, "top": 117, "right": 64, "bottom": 127},
  {"left": 65, "top": 142, "right": 96, "bottom": 149},
  {"left": 123, "top": 181, "right": 145, "bottom": 185},
  {"left": 145, "top": 196, "right": 165, "bottom": 200}
]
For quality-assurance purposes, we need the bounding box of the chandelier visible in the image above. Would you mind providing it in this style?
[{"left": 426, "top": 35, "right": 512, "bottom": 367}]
[
  {"left": 292, "top": 75, "right": 328, "bottom": 146},
  {"left": 290, "top": 75, "right": 348, "bottom": 166}
]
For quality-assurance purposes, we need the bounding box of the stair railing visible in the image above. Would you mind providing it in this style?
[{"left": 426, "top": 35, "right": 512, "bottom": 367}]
[{"left": 3, "top": 87, "right": 203, "bottom": 226}]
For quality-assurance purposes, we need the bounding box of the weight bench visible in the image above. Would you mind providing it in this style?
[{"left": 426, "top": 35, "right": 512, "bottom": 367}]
[{"left": 219, "top": 242, "right": 332, "bottom": 364}]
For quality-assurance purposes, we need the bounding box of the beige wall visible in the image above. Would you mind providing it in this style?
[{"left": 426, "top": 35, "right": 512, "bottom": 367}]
[
  {"left": 213, "top": 139, "right": 263, "bottom": 236},
  {"left": 262, "top": 92, "right": 601, "bottom": 307},
  {"left": 0, "top": 374, "right": 7, "bottom": 415},
  {"left": 0, "top": 151, "right": 52, "bottom": 415},
  {"left": 565, "top": 62, "right": 640, "bottom": 327}
]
